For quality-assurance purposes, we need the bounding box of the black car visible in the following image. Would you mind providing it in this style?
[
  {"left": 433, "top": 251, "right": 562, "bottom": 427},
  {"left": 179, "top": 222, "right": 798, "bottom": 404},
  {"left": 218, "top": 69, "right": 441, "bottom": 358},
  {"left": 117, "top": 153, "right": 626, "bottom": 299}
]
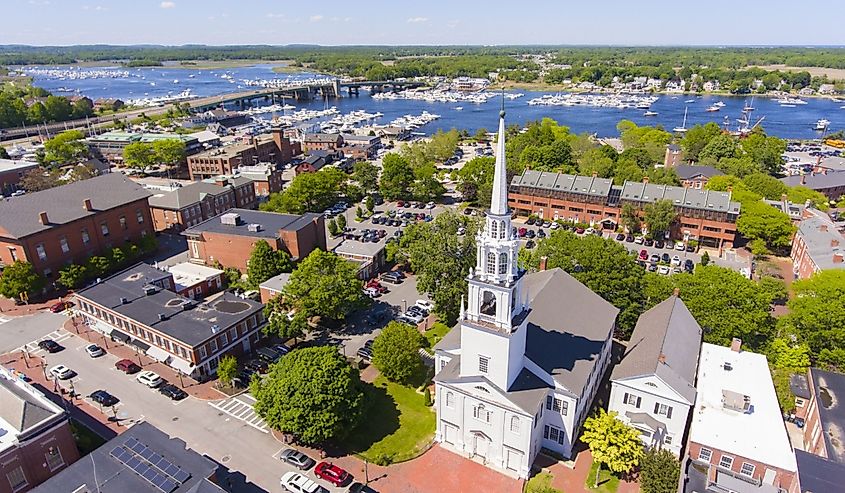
[
  {"left": 686, "top": 245, "right": 696, "bottom": 253},
  {"left": 525, "top": 230, "right": 536, "bottom": 239},
  {"left": 38, "top": 340, "right": 63, "bottom": 353},
  {"left": 89, "top": 390, "right": 119, "bottom": 407},
  {"left": 661, "top": 253, "right": 670, "bottom": 263},
  {"left": 158, "top": 383, "right": 188, "bottom": 401},
  {"left": 525, "top": 240, "right": 535, "bottom": 249},
  {"left": 537, "top": 229, "right": 546, "bottom": 238},
  {"left": 349, "top": 483, "right": 379, "bottom": 493},
  {"left": 526, "top": 217, "right": 536, "bottom": 225},
  {"left": 654, "top": 240, "right": 665, "bottom": 249},
  {"left": 625, "top": 234, "right": 634, "bottom": 242},
  {"left": 684, "top": 259, "right": 695, "bottom": 272},
  {"left": 644, "top": 238, "right": 654, "bottom": 247},
  {"left": 244, "top": 359, "right": 268, "bottom": 373},
  {"left": 364, "top": 339, "right": 374, "bottom": 350},
  {"left": 615, "top": 233, "right": 625, "bottom": 241},
  {"left": 357, "top": 347, "right": 373, "bottom": 361}
]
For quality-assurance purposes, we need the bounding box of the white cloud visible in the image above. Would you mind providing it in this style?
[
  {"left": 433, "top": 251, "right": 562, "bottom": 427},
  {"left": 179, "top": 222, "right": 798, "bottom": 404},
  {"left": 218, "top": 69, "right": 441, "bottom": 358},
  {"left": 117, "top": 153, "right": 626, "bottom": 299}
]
[
  {"left": 82, "top": 5, "right": 107, "bottom": 11},
  {"left": 309, "top": 14, "right": 324, "bottom": 22},
  {"left": 266, "top": 13, "right": 285, "bottom": 19},
  {"left": 407, "top": 17, "right": 428, "bottom": 23},
  {"left": 160, "top": 1, "right": 176, "bottom": 9}
]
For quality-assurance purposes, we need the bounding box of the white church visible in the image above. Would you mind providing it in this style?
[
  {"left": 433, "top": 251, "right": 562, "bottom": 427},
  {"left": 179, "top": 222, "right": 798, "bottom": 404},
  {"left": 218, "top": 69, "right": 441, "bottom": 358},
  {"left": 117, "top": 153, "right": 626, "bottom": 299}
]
[{"left": 433, "top": 109, "right": 618, "bottom": 479}]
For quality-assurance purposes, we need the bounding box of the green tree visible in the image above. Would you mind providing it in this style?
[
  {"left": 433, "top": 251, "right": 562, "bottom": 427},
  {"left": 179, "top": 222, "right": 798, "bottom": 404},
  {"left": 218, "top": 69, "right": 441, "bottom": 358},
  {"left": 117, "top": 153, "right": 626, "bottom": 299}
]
[
  {"left": 263, "top": 295, "right": 310, "bottom": 341},
  {"left": 674, "top": 265, "right": 775, "bottom": 348},
  {"left": 643, "top": 200, "right": 676, "bottom": 239},
  {"left": 42, "top": 130, "right": 87, "bottom": 166},
  {"left": 379, "top": 153, "right": 415, "bottom": 200},
  {"left": 411, "top": 163, "right": 445, "bottom": 202},
  {"left": 152, "top": 139, "right": 187, "bottom": 168},
  {"left": 473, "top": 127, "right": 489, "bottom": 141},
  {"left": 758, "top": 276, "right": 788, "bottom": 305},
  {"left": 787, "top": 186, "right": 829, "bottom": 211},
  {"left": 282, "top": 249, "right": 367, "bottom": 321},
  {"left": 581, "top": 409, "right": 644, "bottom": 487},
  {"left": 0, "top": 146, "right": 9, "bottom": 159},
  {"left": 740, "top": 133, "right": 786, "bottom": 176},
  {"left": 680, "top": 122, "right": 722, "bottom": 162},
  {"left": 0, "top": 261, "right": 45, "bottom": 300},
  {"left": 352, "top": 161, "right": 380, "bottom": 194},
  {"left": 364, "top": 195, "right": 375, "bottom": 214},
  {"left": 742, "top": 173, "right": 789, "bottom": 200},
  {"left": 327, "top": 218, "right": 340, "bottom": 237},
  {"left": 246, "top": 240, "right": 292, "bottom": 288},
  {"left": 261, "top": 168, "right": 345, "bottom": 214},
  {"left": 525, "top": 473, "right": 563, "bottom": 493},
  {"left": 767, "top": 337, "right": 811, "bottom": 370},
  {"left": 122, "top": 142, "right": 156, "bottom": 169},
  {"left": 455, "top": 156, "right": 494, "bottom": 205},
  {"left": 43, "top": 95, "right": 73, "bottom": 121},
  {"left": 251, "top": 346, "right": 364, "bottom": 445},
  {"left": 216, "top": 355, "right": 238, "bottom": 387},
  {"left": 620, "top": 203, "right": 641, "bottom": 234},
  {"left": 577, "top": 148, "right": 615, "bottom": 178},
  {"left": 699, "top": 134, "right": 739, "bottom": 162},
  {"left": 372, "top": 322, "right": 425, "bottom": 384},
  {"left": 640, "top": 448, "right": 681, "bottom": 493},
  {"left": 736, "top": 201, "right": 795, "bottom": 252},
  {"left": 700, "top": 251, "right": 710, "bottom": 266},
  {"left": 85, "top": 256, "right": 111, "bottom": 278},
  {"left": 335, "top": 213, "right": 347, "bottom": 231}
]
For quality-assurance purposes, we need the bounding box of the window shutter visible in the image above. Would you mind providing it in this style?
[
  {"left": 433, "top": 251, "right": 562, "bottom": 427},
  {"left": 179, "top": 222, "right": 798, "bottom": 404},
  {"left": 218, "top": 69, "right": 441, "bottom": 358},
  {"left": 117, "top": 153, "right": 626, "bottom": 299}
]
[
  {"left": 546, "top": 396, "right": 553, "bottom": 410},
  {"left": 654, "top": 402, "right": 660, "bottom": 414},
  {"left": 636, "top": 396, "right": 642, "bottom": 408},
  {"left": 667, "top": 406, "right": 673, "bottom": 419},
  {"left": 558, "top": 433, "right": 565, "bottom": 445},
  {"left": 624, "top": 392, "right": 630, "bottom": 404},
  {"left": 543, "top": 425, "right": 549, "bottom": 439}
]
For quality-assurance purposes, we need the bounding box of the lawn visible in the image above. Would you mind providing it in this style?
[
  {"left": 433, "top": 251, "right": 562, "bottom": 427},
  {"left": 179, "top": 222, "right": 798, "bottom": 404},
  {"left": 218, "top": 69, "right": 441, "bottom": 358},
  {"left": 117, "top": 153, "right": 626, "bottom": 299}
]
[
  {"left": 422, "top": 322, "right": 452, "bottom": 349},
  {"left": 343, "top": 375, "right": 435, "bottom": 464},
  {"left": 526, "top": 472, "right": 563, "bottom": 493},
  {"left": 70, "top": 420, "right": 107, "bottom": 455},
  {"left": 586, "top": 459, "right": 621, "bottom": 493}
]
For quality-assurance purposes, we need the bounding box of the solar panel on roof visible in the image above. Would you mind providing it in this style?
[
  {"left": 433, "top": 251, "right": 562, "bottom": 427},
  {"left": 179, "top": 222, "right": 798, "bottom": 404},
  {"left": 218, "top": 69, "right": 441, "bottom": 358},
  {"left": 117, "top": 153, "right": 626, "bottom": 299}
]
[{"left": 172, "top": 469, "right": 191, "bottom": 483}]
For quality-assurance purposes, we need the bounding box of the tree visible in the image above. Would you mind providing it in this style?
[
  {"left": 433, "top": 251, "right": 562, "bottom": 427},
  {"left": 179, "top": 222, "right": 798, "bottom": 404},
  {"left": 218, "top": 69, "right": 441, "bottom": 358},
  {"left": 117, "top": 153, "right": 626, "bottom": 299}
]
[
  {"left": 411, "top": 163, "right": 445, "bottom": 202},
  {"left": 264, "top": 296, "right": 310, "bottom": 341},
  {"left": 620, "top": 203, "right": 641, "bottom": 234},
  {"left": 736, "top": 201, "right": 795, "bottom": 252},
  {"left": 0, "top": 146, "right": 8, "bottom": 159},
  {"left": 327, "top": 218, "right": 340, "bottom": 237},
  {"left": 251, "top": 346, "right": 364, "bottom": 445},
  {"left": 455, "top": 156, "right": 494, "bottom": 205},
  {"left": 699, "top": 134, "right": 739, "bottom": 162},
  {"left": 364, "top": 195, "right": 375, "bottom": 214},
  {"left": 261, "top": 168, "right": 345, "bottom": 214},
  {"left": 379, "top": 153, "right": 414, "bottom": 200},
  {"left": 352, "top": 161, "right": 379, "bottom": 194},
  {"left": 787, "top": 186, "right": 829, "bottom": 211},
  {"left": 0, "top": 261, "right": 45, "bottom": 299},
  {"left": 372, "top": 322, "right": 425, "bottom": 384},
  {"left": 740, "top": 133, "right": 786, "bottom": 176},
  {"left": 19, "top": 168, "right": 62, "bottom": 192},
  {"left": 282, "top": 249, "right": 367, "bottom": 321},
  {"left": 758, "top": 276, "right": 788, "bottom": 305},
  {"left": 643, "top": 200, "right": 676, "bottom": 239},
  {"left": 393, "top": 211, "right": 480, "bottom": 324},
  {"left": 335, "top": 213, "right": 347, "bottom": 231},
  {"left": 122, "top": 142, "right": 156, "bottom": 169},
  {"left": 700, "top": 251, "right": 710, "bottom": 266},
  {"left": 640, "top": 448, "right": 681, "bottom": 493},
  {"left": 216, "top": 355, "right": 238, "bottom": 387},
  {"left": 778, "top": 270, "right": 845, "bottom": 369},
  {"left": 473, "top": 127, "right": 488, "bottom": 141},
  {"left": 680, "top": 122, "right": 722, "bottom": 162},
  {"left": 43, "top": 95, "right": 73, "bottom": 122},
  {"left": 674, "top": 265, "right": 775, "bottom": 348},
  {"left": 581, "top": 409, "right": 644, "bottom": 487},
  {"left": 246, "top": 240, "right": 292, "bottom": 288},
  {"left": 152, "top": 139, "right": 187, "bottom": 168},
  {"left": 42, "top": 130, "right": 87, "bottom": 166},
  {"left": 85, "top": 255, "right": 111, "bottom": 278},
  {"left": 577, "top": 148, "right": 615, "bottom": 178},
  {"left": 742, "top": 173, "right": 788, "bottom": 200},
  {"left": 767, "top": 337, "right": 811, "bottom": 370}
]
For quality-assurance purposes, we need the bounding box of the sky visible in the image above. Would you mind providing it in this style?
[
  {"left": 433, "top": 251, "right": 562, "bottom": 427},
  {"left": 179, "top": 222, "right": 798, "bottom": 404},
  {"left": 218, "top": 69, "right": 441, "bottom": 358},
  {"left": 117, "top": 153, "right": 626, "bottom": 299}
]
[{"left": 2, "top": 0, "right": 843, "bottom": 46}]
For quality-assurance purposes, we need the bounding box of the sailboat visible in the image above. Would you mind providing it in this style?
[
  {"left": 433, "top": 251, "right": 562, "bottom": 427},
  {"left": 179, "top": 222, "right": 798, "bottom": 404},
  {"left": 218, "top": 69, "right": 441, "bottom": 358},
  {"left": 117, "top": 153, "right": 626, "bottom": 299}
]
[{"left": 673, "top": 107, "right": 688, "bottom": 133}]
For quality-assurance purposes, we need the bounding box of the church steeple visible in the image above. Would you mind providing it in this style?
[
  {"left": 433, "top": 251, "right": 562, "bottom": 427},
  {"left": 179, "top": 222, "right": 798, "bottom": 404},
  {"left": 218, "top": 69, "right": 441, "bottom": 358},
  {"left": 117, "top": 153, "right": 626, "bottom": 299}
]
[{"left": 490, "top": 108, "right": 509, "bottom": 216}]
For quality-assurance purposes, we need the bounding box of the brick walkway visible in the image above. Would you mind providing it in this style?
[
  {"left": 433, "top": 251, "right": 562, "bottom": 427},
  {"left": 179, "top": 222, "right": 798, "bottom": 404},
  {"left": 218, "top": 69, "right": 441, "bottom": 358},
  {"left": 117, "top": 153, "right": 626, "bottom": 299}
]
[
  {"left": 541, "top": 449, "right": 640, "bottom": 493},
  {"left": 62, "top": 315, "right": 226, "bottom": 401},
  {"left": 0, "top": 295, "right": 64, "bottom": 316}
]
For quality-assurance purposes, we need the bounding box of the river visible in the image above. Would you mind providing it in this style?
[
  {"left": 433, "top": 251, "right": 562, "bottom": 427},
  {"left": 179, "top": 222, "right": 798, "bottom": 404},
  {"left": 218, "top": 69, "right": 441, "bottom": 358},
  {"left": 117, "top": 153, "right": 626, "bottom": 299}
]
[{"left": 24, "top": 63, "right": 845, "bottom": 140}]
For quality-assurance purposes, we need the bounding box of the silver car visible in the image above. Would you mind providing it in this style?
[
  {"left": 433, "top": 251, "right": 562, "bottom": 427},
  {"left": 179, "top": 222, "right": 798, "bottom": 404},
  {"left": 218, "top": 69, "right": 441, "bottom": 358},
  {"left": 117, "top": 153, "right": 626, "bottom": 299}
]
[{"left": 280, "top": 448, "right": 316, "bottom": 470}]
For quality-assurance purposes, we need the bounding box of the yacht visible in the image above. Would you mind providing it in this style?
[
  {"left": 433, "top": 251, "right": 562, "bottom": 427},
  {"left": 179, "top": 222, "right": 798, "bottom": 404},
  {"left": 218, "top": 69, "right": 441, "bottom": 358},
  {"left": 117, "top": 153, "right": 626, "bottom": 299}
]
[
  {"left": 706, "top": 105, "right": 720, "bottom": 112},
  {"left": 713, "top": 101, "right": 726, "bottom": 108},
  {"left": 684, "top": 99, "right": 696, "bottom": 103},
  {"left": 673, "top": 107, "right": 689, "bottom": 133},
  {"left": 815, "top": 119, "right": 831, "bottom": 131},
  {"left": 775, "top": 97, "right": 807, "bottom": 105},
  {"left": 455, "top": 106, "right": 463, "bottom": 111},
  {"left": 643, "top": 110, "right": 658, "bottom": 116}
]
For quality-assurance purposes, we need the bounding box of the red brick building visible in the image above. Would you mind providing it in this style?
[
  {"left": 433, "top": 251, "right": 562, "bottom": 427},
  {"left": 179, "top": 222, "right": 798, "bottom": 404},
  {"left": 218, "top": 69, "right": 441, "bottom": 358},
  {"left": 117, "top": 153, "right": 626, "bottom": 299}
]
[
  {"left": 508, "top": 170, "right": 741, "bottom": 248},
  {"left": 166, "top": 262, "right": 224, "bottom": 300},
  {"left": 0, "top": 366, "right": 80, "bottom": 493},
  {"left": 302, "top": 133, "right": 344, "bottom": 152},
  {"left": 234, "top": 163, "right": 285, "bottom": 198},
  {"left": 183, "top": 209, "right": 326, "bottom": 271},
  {"left": 674, "top": 164, "right": 724, "bottom": 190},
  {"left": 664, "top": 144, "right": 683, "bottom": 168},
  {"left": 147, "top": 176, "right": 257, "bottom": 232},
  {"left": 187, "top": 127, "right": 297, "bottom": 181},
  {"left": 790, "top": 210, "right": 845, "bottom": 280},
  {"left": 0, "top": 174, "right": 153, "bottom": 280},
  {"left": 0, "top": 159, "right": 39, "bottom": 197}
]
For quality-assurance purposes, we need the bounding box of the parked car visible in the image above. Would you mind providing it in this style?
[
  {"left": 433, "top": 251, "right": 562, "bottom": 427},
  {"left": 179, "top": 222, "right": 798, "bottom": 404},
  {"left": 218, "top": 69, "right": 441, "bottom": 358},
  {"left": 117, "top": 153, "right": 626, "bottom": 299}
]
[
  {"left": 159, "top": 383, "right": 188, "bottom": 401},
  {"left": 525, "top": 240, "right": 535, "bottom": 249},
  {"left": 650, "top": 254, "right": 660, "bottom": 264},
  {"left": 525, "top": 217, "right": 536, "bottom": 225},
  {"left": 38, "top": 340, "right": 63, "bottom": 353},
  {"left": 550, "top": 222, "right": 560, "bottom": 230},
  {"left": 415, "top": 299, "right": 434, "bottom": 311},
  {"left": 639, "top": 250, "right": 648, "bottom": 260},
  {"left": 658, "top": 265, "right": 671, "bottom": 275},
  {"left": 379, "top": 272, "right": 402, "bottom": 284},
  {"left": 49, "top": 364, "right": 75, "bottom": 380},
  {"left": 675, "top": 242, "right": 686, "bottom": 251},
  {"left": 525, "top": 229, "right": 536, "bottom": 238},
  {"left": 686, "top": 244, "right": 696, "bottom": 253},
  {"left": 136, "top": 370, "right": 163, "bottom": 388},
  {"left": 671, "top": 255, "right": 682, "bottom": 266},
  {"left": 537, "top": 229, "right": 546, "bottom": 238},
  {"left": 349, "top": 483, "right": 379, "bottom": 493},
  {"left": 684, "top": 259, "right": 695, "bottom": 272},
  {"left": 357, "top": 347, "right": 373, "bottom": 362},
  {"left": 314, "top": 462, "right": 352, "bottom": 487},
  {"left": 401, "top": 311, "right": 424, "bottom": 324},
  {"left": 280, "top": 449, "right": 316, "bottom": 470},
  {"left": 518, "top": 227, "right": 527, "bottom": 237},
  {"left": 661, "top": 253, "right": 670, "bottom": 263},
  {"left": 257, "top": 347, "right": 282, "bottom": 363},
  {"left": 364, "top": 287, "right": 381, "bottom": 298},
  {"left": 654, "top": 240, "right": 665, "bottom": 249},
  {"left": 272, "top": 344, "right": 291, "bottom": 356},
  {"left": 85, "top": 344, "right": 105, "bottom": 358},
  {"left": 280, "top": 471, "right": 321, "bottom": 493},
  {"left": 615, "top": 233, "right": 625, "bottom": 241},
  {"left": 647, "top": 264, "right": 658, "bottom": 272},
  {"left": 49, "top": 301, "right": 74, "bottom": 313},
  {"left": 244, "top": 359, "right": 269, "bottom": 373},
  {"left": 115, "top": 359, "right": 141, "bottom": 374},
  {"left": 89, "top": 390, "right": 119, "bottom": 407}
]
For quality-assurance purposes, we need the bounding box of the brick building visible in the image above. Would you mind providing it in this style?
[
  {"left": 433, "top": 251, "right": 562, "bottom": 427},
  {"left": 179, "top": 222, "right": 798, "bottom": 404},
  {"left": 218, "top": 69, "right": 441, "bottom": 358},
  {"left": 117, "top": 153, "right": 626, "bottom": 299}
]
[
  {"left": 186, "top": 128, "right": 297, "bottom": 181},
  {"left": 302, "top": 133, "right": 344, "bottom": 152},
  {"left": 295, "top": 150, "right": 345, "bottom": 175},
  {"left": 258, "top": 272, "right": 290, "bottom": 303},
  {"left": 790, "top": 210, "right": 845, "bottom": 280},
  {"left": 781, "top": 171, "right": 845, "bottom": 202},
  {"left": 674, "top": 164, "right": 724, "bottom": 190},
  {"left": 234, "top": 163, "right": 285, "bottom": 198},
  {"left": 183, "top": 209, "right": 326, "bottom": 272},
  {"left": 73, "top": 263, "right": 266, "bottom": 379},
  {"left": 0, "top": 159, "right": 39, "bottom": 197},
  {"left": 0, "top": 174, "right": 153, "bottom": 280},
  {"left": 86, "top": 131, "right": 201, "bottom": 163},
  {"left": 664, "top": 144, "right": 683, "bottom": 168},
  {"left": 147, "top": 176, "right": 257, "bottom": 232},
  {"left": 683, "top": 340, "right": 798, "bottom": 493},
  {"left": 166, "top": 262, "right": 224, "bottom": 300},
  {"left": 509, "top": 170, "right": 741, "bottom": 248},
  {"left": 802, "top": 368, "right": 845, "bottom": 463},
  {"left": 0, "top": 366, "right": 80, "bottom": 493}
]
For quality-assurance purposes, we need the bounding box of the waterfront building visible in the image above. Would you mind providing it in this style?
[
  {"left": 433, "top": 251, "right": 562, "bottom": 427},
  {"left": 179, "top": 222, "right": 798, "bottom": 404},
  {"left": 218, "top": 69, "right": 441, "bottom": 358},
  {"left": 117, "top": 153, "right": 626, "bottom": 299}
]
[
  {"left": 87, "top": 131, "right": 201, "bottom": 163},
  {"left": 186, "top": 128, "right": 296, "bottom": 181},
  {"left": 147, "top": 175, "right": 257, "bottom": 232},
  {"left": 433, "top": 110, "right": 616, "bottom": 478},
  {"left": 790, "top": 209, "right": 845, "bottom": 279}
]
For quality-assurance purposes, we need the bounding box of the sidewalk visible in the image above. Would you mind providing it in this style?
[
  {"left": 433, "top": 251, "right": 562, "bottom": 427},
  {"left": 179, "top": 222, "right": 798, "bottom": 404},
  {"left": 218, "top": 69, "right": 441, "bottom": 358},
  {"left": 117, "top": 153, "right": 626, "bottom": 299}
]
[
  {"left": 62, "top": 315, "right": 227, "bottom": 401},
  {"left": 541, "top": 449, "right": 640, "bottom": 493},
  {"left": 0, "top": 295, "right": 63, "bottom": 316}
]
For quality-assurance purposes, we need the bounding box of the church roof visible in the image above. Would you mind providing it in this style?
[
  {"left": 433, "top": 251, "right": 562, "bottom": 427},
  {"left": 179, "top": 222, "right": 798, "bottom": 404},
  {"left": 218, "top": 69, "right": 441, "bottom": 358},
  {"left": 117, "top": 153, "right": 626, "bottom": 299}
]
[{"left": 522, "top": 268, "right": 618, "bottom": 396}]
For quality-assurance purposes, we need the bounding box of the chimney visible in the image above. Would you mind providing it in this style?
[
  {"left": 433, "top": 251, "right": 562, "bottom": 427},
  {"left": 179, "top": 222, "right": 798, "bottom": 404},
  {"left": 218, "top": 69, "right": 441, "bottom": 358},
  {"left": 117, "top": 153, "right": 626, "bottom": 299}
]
[
  {"left": 820, "top": 224, "right": 828, "bottom": 232},
  {"left": 658, "top": 353, "right": 666, "bottom": 364},
  {"left": 834, "top": 253, "right": 844, "bottom": 264},
  {"left": 539, "top": 256, "right": 548, "bottom": 271},
  {"left": 38, "top": 211, "right": 49, "bottom": 225},
  {"left": 672, "top": 287, "right": 680, "bottom": 297},
  {"left": 730, "top": 338, "right": 742, "bottom": 352},
  {"left": 642, "top": 176, "right": 649, "bottom": 184},
  {"left": 726, "top": 186, "right": 733, "bottom": 193},
  {"left": 83, "top": 198, "right": 93, "bottom": 211},
  {"left": 832, "top": 239, "right": 840, "bottom": 248}
]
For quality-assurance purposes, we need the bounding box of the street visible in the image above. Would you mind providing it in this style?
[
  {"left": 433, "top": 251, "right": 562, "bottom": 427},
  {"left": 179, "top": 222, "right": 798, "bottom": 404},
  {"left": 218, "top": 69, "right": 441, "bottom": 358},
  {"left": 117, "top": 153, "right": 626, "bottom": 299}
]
[{"left": 0, "top": 310, "right": 68, "bottom": 354}]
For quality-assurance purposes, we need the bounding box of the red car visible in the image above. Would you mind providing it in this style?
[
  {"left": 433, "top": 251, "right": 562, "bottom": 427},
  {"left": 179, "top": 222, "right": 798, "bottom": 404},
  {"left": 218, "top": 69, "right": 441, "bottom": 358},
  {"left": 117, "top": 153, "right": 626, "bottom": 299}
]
[
  {"left": 50, "top": 301, "right": 74, "bottom": 313},
  {"left": 396, "top": 200, "right": 405, "bottom": 207},
  {"left": 314, "top": 462, "right": 352, "bottom": 487},
  {"left": 639, "top": 249, "right": 648, "bottom": 260},
  {"left": 366, "top": 280, "right": 388, "bottom": 294},
  {"left": 115, "top": 359, "right": 142, "bottom": 374}
]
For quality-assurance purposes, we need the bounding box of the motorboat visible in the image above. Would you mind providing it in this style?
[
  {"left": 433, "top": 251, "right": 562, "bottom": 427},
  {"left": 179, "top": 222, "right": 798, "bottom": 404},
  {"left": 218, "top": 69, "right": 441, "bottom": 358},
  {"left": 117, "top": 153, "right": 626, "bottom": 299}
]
[
  {"left": 644, "top": 110, "right": 658, "bottom": 116},
  {"left": 816, "top": 119, "right": 831, "bottom": 131},
  {"left": 706, "top": 105, "right": 720, "bottom": 112}
]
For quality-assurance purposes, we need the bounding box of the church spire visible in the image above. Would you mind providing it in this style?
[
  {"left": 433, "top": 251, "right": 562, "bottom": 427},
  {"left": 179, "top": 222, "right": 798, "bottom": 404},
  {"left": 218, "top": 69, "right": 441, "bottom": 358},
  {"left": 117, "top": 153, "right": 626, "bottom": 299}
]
[{"left": 490, "top": 97, "right": 508, "bottom": 216}]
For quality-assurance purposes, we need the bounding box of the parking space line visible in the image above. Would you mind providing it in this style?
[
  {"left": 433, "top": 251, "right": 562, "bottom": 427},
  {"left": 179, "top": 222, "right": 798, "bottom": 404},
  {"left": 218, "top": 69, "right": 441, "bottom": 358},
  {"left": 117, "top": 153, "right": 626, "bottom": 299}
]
[{"left": 208, "top": 397, "right": 269, "bottom": 433}]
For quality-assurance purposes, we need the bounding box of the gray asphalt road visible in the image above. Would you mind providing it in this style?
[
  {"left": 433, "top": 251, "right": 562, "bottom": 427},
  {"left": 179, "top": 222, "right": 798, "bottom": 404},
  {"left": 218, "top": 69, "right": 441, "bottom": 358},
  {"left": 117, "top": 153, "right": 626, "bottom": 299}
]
[{"left": 0, "top": 310, "right": 68, "bottom": 354}]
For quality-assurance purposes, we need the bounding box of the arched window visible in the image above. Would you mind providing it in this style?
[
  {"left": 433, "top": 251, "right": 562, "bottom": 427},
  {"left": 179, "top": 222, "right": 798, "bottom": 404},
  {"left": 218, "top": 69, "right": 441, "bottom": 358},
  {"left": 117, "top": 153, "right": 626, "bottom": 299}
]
[
  {"left": 445, "top": 392, "right": 455, "bottom": 408},
  {"left": 510, "top": 415, "right": 520, "bottom": 433},
  {"left": 486, "top": 252, "right": 496, "bottom": 274},
  {"left": 499, "top": 221, "right": 506, "bottom": 239},
  {"left": 480, "top": 290, "right": 496, "bottom": 316},
  {"left": 490, "top": 220, "right": 498, "bottom": 239},
  {"left": 499, "top": 253, "right": 508, "bottom": 274}
]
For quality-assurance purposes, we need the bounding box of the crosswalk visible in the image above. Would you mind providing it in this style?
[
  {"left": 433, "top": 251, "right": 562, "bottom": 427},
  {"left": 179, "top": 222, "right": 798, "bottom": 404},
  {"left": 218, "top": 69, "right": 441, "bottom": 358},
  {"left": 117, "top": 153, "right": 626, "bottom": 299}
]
[
  {"left": 208, "top": 393, "right": 269, "bottom": 433},
  {"left": 0, "top": 315, "right": 9, "bottom": 325},
  {"left": 18, "top": 328, "right": 74, "bottom": 355}
]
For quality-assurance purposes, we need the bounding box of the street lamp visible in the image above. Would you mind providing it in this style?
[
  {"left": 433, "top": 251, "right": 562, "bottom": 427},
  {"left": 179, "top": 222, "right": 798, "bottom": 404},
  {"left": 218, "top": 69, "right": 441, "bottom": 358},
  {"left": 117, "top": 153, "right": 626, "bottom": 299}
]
[
  {"left": 401, "top": 299, "right": 407, "bottom": 312},
  {"left": 177, "top": 370, "right": 184, "bottom": 388}
]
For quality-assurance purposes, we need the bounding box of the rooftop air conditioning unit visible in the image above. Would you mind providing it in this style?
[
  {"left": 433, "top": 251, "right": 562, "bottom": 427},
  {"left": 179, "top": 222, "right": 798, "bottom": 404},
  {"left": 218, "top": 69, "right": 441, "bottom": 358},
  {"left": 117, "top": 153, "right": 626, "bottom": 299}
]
[
  {"left": 220, "top": 212, "right": 241, "bottom": 226},
  {"left": 157, "top": 313, "right": 167, "bottom": 321},
  {"left": 247, "top": 223, "right": 262, "bottom": 232},
  {"left": 143, "top": 285, "right": 158, "bottom": 296},
  {"left": 722, "top": 389, "right": 752, "bottom": 413},
  {"left": 211, "top": 324, "right": 220, "bottom": 334}
]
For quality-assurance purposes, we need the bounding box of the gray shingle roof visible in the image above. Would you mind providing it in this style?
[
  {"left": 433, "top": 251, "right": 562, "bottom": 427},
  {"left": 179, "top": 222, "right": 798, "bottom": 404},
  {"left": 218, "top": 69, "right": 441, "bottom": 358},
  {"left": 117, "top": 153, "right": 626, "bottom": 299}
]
[
  {"left": 795, "top": 213, "right": 845, "bottom": 271},
  {"left": 304, "top": 133, "right": 343, "bottom": 143},
  {"left": 674, "top": 164, "right": 724, "bottom": 180},
  {"left": 781, "top": 171, "right": 845, "bottom": 190},
  {"left": 620, "top": 181, "right": 740, "bottom": 214},
  {"left": 0, "top": 378, "right": 61, "bottom": 435},
  {"left": 795, "top": 449, "right": 845, "bottom": 493},
  {"left": 809, "top": 368, "right": 845, "bottom": 463},
  {"left": 0, "top": 173, "right": 151, "bottom": 239},
  {"left": 183, "top": 208, "right": 322, "bottom": 240},
  {"left": 611, "top": 295, "right": 701, "bottom": 404},
  {"left": 511, "top": 170, "right": 613, "bottom": 198},
  {"left": 148, "top": 177, "right": 253, "bottom": 210},
  {"left": 522, "top": 268, "right": 618, "bottom": 396}
]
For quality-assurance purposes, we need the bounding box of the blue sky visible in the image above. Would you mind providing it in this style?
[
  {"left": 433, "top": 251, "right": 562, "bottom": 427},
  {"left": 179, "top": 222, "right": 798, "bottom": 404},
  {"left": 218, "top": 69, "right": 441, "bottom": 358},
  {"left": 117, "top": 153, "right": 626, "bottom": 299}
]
[{"left": 3, "top": 0, "right": 843, "bottom": 46}]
